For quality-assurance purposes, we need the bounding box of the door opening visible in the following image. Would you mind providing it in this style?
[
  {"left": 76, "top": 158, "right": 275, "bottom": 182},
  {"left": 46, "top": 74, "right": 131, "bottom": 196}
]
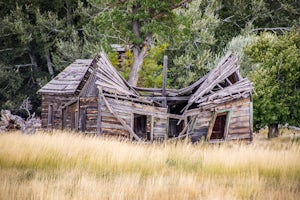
[
  {"left": 210, "top": 113, "right": 227, "bottom": 140},
  {"left": 133, "top": 114, "right": 150, "bottom": 140}
]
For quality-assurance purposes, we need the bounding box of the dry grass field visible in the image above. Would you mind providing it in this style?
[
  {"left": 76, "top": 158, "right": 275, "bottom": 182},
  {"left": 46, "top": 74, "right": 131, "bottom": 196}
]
[{"left": 0, "top": 129, "right": 299, "bottom": 200}]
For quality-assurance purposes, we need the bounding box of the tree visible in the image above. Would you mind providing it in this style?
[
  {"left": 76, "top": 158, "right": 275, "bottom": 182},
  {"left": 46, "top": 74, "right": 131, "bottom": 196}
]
[
  {"left": 223, "top": 34, "right": 258, "bottom": 76},
  {"left": 167, "top": 0, "right": 221, "bottom": 88},
  {"left": 215, "top": 0, "right": 300, "bottom": 52},
  {"left": 0, "top": 0, "right": 99, "bottom": 114},
  {"left": 91, "top": 0, "right": 193, "bottom": 86},
  {"left": 245, "top": 30, "right": 300, "bottom": 138}
]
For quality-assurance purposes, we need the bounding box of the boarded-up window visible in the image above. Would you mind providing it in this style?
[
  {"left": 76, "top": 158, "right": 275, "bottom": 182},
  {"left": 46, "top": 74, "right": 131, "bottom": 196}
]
[{"left": 48, "top": 105, "right": 53, "bottom": 126}]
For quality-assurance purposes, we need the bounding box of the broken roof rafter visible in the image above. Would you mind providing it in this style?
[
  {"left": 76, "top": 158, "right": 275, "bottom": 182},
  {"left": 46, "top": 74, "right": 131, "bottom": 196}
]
[{"left": 181, "top": 52, "right": 244, "bottom": 112}]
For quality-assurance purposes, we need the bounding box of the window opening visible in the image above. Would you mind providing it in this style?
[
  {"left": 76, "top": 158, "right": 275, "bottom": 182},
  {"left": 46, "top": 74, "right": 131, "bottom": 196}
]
[
  {"left": 133, "top": 114, "right": 150, "bottom": 140},
  {"left": 210, "top": 112, "right": 227, "bottom": 140},
  {"left": 48, "top": 105, "right": 53, "bottom": 126},
  {"left": 168, "top": 118, "right": 184, "bottom": 138}
]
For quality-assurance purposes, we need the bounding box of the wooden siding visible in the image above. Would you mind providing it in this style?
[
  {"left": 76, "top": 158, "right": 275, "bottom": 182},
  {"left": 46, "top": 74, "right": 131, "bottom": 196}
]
[
  {"left": 77, "top": 96, "right": 168, "bottom": 139},
  {"left": 93, "top": 97, "right": 168, "bottom": 140},
  {"left": 187, "top": 97, "right": 251, "bottom": 142},
  {"left": 41, "top": 94, "right": 76, "bottom": 128}
]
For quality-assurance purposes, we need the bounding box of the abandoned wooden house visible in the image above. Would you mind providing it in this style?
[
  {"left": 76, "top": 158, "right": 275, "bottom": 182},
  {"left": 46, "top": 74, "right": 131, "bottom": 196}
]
[{"left": 39, "top": 52, "right": 254, "bottom": 142}]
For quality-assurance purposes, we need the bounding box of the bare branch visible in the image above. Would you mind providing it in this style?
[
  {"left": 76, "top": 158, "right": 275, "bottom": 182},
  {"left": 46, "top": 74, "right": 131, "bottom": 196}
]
[
  {"left": 0, "top": 48, "right": 14, "bottom": 52},
  {"left": 19, "top": 97, "right": 32, "bottom": 120},
  {"left": 250, "top": 27, "right": 291, "bottom": 33},
  {"left": 15, "top": 64, "right": 35, "bottom": 68}
]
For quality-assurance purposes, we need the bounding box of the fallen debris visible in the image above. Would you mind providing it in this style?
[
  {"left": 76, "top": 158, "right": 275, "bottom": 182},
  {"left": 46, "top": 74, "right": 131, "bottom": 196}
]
[
  {"left": 0, "top": 98, "right": 41, "bottom": 133},
  {"left": 0, "top": 110, "right": 41, "bottom": 134}
]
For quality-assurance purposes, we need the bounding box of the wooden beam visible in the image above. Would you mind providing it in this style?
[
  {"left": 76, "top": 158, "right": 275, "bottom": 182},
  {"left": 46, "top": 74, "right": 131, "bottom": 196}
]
[
  {"left": 216, "top": 83, "right": 223, "bottom": 89},
  {"left": 76, "top": 96, "right": 80, "bottom": 131},
  {"left": 130, "top": 113, "right": 134, "bottom": 140},
  {"left": 206, "top": 112, "right": 218, "bottom": 141},
  {"left": 225, "top": 77, "right": 232, "bottom": 85},
  {"left": 249, "top": 97, "right": 253, "bottom": 141},
  {"left": 150, "top": 115, "right": 154, "bottom": 141},
  {"left": 97, "top": 90, "right": 102, "bottom": 136},
  {"left": 148, "top": 96, "right": 190, "bottom": 101},
  {"left": 162, "top": 55, "right": 168, "bottom": 108},
  {"left": 224, "top": 110, "right": 232, "bottom": 140}
]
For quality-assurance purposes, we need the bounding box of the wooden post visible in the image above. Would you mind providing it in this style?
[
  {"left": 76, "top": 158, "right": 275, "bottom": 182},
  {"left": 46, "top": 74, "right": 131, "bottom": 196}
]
[
  {"left": 97, "top": 90, "right": 102, "bottom": 136},
  {"left": 224, "top": 110, "right": 232, "bottom": 140},
  {"left": 130, "top": 113, "right": 134, "bottom": 140},
  {"left": 76, "top": 96, "right": 80, "bottom": 131},
  {"left": 249, "top": 96, "right": 253, "bottom": 141},
  {"left": 150, "top": 115, "right": 154, "bottom": 141},
  {"left": 162, "top": 55, "right": 168, "bottom": 108}
]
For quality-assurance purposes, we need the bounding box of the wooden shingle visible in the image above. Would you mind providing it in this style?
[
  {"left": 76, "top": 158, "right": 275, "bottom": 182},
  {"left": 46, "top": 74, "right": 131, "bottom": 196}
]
[{"left": 38, "top": 59, "right": 93, "bottom": 94}]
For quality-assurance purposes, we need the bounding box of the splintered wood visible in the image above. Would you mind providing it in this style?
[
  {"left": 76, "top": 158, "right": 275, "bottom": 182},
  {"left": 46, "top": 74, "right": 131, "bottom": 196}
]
[
  {"left": 38, "top": 50, "right": 254, "bottom": 142},
  {"left": 0, "top": 110, "right": 41, "bottom": 133},
  {"left": 95, "top": 53, "right": 138, "bottom": 97}
]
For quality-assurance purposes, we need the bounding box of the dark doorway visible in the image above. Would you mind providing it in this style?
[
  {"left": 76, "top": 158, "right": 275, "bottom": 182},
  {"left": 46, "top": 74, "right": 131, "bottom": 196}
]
[
  {"left": 80, "top": 108, "right": 86, "bottom": 132},
  {"left": 70, "top": 111, "right": 75, "bottom": 130},
  {"left": 62, "top": 108, "right": 67, "bottom": 129},
  {"left": 168, "top": 118, "right": 184, "bottom": 138},
  {"left": 210, "top": 113, "right": 227, "bottom": 140},
  {"left": 134, "top": 114, "right": 150, "bottom": 140}
]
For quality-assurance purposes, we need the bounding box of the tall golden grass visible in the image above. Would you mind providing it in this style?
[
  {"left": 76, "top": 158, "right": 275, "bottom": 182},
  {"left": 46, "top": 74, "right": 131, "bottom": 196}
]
[{"left": 0, "top": 130, "right": 299, "bottom": 200}]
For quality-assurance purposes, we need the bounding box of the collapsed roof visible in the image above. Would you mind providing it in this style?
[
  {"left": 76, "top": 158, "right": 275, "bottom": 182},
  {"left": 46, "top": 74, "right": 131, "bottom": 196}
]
[{"left": 39, "top": 52, "right": 253, "bottom": 112}]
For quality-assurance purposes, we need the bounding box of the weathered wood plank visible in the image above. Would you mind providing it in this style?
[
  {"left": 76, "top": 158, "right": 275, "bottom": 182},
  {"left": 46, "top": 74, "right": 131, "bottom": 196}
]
[{"left": 101, "top": 93, "right": 141, "bottom": 141}]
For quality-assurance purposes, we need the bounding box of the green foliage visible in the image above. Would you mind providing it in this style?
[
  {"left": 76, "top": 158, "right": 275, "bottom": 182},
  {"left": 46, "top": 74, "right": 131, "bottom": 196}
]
[
  {"left": 92, "top": 0, "right": 183, "bottom": 45},
  {"left": 168, "top": 0, "right": 221, "bottom": 88},
  {"left": 245, "top": 30, "right": 300, "bottom": 130},
  {"left": 0, "top": 0, "right": 299, "bottom": 121},
  {"left": 0, "top": 0, "right": 100, "bottom": 114},
  {"left": 138, "top": 43, "right": 168, "bottom": 88},
  {"left": 114, "top": 44, "right": 168, "bottom": 88},
  {"left": 224, "top": 34, "right": 258, "bottom": 76},
  {"left": 215, "top": 0, "right": 300, "bottom": 52}
]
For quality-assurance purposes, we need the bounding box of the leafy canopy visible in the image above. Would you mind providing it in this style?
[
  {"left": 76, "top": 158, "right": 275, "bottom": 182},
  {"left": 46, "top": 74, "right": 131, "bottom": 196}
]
[{"left": 245, "top": 30, "right": 300, "bottom": 130}]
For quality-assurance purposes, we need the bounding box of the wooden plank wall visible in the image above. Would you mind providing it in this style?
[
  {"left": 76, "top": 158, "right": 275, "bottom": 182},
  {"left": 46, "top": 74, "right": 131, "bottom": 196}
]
[
  {"left": 80, "top": 97, "right": 98, "bottom": 133},
  {"left": 186, "top": 97, "right": 251, "bottom": 141},
  {"left": 41, "top": 94, "right": 75, "bottom": 128},
  {"left": 105, "top": 98, "right": 168, "bottom": 140},
  {"left": 79, "top": 97, "right": 168, "bottom": 139}
]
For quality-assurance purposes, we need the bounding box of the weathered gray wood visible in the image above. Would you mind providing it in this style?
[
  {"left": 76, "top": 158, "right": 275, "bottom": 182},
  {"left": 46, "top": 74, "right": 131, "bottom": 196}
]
[
  {"left": 224, "top": 110, "right": 232, "bottom": 140},
  {"left": 97, "top": 91, "right": 102, "bottom": 136},
  {"left": 206, "top": 112, "right": 217, "bottom": 141},
  {"left": 162, "top": 55, "right": 168, "bottom": 108},
  {"left": 249, "top": 99, "right": 253, "bottom": 140},
  {"left": 101, "top": 93, "right": 141, "bottom": 141},
  {"left": 39, "top": 59, "right": 92, "bottom": 94},
  {"left": 150, "top": 115, "right": 154, "bottom": 141}
]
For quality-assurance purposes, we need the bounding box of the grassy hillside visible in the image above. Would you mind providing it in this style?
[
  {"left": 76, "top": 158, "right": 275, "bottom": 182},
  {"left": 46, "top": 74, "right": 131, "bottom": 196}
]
[{"left": 0, "top": 130, "right": 299, "bottom": 200}]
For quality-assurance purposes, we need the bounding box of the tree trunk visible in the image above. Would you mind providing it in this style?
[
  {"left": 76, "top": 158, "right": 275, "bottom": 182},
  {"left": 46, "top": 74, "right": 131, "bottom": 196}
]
[
  {"left": 268, "top": 123, "right": 279, "bottom": 138},
  {"left": 65, "top": 0, "right": 72, "bottom": 27},
  {"left": 45, "top": 50, "right": 54, "bottom": 78},
  {"left": 128, "top": 46, "right": 148, "bottom": 86},
  {"left": 29, "top": 52, "right": 38, "bottom": 71}
]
